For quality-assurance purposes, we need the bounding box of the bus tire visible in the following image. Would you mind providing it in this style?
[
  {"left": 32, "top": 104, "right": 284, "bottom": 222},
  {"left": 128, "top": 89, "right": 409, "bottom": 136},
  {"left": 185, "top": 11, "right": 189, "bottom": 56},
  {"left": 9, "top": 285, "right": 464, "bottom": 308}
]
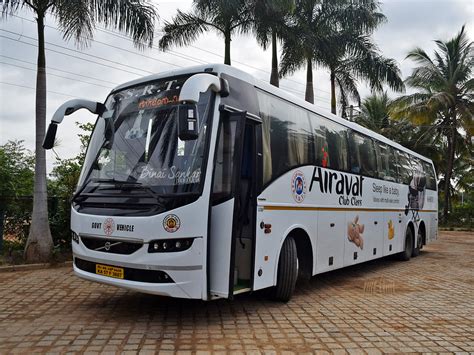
[
  {"left": 412, "top": 229, "right": 423, "bottom": 257},
  {"left": 272, "top": 236, "right": 298, "bottom": 302},
  {"left": 398, "top": 228, "right": 413, "bottom": 261}
]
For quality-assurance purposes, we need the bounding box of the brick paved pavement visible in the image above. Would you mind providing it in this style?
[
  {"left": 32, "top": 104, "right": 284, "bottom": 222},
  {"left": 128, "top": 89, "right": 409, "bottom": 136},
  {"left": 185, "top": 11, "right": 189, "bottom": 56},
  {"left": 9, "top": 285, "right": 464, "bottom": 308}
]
[{"left": 0, "top": 231, "right": 473, "bottom": 354}]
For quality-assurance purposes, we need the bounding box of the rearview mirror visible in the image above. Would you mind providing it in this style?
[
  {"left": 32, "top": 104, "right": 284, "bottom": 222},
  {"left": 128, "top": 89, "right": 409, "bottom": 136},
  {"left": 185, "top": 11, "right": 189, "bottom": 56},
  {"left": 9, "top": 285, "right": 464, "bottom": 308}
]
[
  {"left": 42, "top": 99, "right": 106, "bottom": 150},
  {"left": 43, "top": 123, "right": 58, "bottom": 149},
  {"left": 177, "top": 104, "right": 199, "bottom": 140}
]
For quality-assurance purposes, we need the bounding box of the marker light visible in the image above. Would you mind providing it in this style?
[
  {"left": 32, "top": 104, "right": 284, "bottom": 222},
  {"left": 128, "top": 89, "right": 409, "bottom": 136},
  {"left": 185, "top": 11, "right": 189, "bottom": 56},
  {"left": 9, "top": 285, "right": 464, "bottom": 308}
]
[
  {"left": 71, "top": 231, "right": 80, "bottom": 244},
  {"left": 148, "top": 238, "right": 194, "bottom": 253}
]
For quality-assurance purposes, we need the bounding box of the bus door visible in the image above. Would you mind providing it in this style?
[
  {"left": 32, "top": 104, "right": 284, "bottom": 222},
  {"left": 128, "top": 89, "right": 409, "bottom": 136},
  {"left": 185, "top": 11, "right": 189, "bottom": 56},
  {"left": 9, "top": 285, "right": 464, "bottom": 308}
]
[{"left": 208, "top": 108, "right": 260, "bottom": 299}]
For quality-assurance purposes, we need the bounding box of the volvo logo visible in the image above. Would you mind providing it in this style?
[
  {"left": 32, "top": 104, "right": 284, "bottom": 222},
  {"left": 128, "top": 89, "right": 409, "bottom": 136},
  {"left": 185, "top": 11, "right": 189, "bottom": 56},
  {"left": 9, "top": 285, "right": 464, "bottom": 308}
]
[{"left": 94, "top": 240, "right": 121, "bottom": 252}]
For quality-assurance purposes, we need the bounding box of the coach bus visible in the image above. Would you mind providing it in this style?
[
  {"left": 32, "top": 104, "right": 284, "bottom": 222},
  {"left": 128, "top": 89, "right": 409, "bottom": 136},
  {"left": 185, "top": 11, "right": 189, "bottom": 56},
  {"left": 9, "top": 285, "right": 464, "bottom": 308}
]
[{"left": 43, "top": 64, "right": 438, "bottom": 301}]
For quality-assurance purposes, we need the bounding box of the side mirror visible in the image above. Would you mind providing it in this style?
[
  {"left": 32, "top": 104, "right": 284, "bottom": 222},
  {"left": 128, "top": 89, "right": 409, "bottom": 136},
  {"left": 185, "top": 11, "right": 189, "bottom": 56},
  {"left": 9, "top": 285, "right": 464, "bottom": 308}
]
[
  {"left": 178, "top": 104, "right": 199, "bottom": 140},
  {"left": 42, "top": 99, "right": 106, "bottom": 150},
  {"left": 43, "top": 123, "right": 58, "bottom": 149}
]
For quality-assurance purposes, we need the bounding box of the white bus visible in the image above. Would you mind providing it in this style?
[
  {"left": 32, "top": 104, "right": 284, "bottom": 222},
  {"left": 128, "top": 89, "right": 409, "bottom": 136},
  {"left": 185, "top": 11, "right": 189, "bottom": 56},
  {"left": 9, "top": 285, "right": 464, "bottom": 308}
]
[{"left": 44, "top": 64, "right": 438, "bottom": 301}]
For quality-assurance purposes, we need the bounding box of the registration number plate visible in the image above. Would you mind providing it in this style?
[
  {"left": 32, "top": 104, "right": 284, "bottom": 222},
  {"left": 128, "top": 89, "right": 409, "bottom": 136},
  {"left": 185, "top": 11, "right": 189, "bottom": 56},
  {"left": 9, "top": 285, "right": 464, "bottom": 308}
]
[{"left": 96, "top": 264, "right": 124, "bottom": 279}]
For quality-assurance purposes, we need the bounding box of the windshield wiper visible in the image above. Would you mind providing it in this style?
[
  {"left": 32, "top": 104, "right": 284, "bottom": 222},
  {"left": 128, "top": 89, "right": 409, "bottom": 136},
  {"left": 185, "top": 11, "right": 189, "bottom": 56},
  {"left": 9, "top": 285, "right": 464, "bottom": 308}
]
[
  {"left": 72, "top": 178, "right": 141, "bottom": 202},
  {"left": 72, "top": 177, "right": 168, "bottom": 203}
]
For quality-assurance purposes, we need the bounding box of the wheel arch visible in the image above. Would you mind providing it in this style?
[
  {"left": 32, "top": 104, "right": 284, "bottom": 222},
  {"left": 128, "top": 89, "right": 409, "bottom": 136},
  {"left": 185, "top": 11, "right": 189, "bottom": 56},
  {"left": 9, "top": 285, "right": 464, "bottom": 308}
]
[
  {"left": 273, "top": 225, "right": 314, "bottom": 285},
  {"left": 418, "top": 220, "right": 427, "bottom": 246},
  {"left": 406, "top": 221, "right": 416, "bottom": 247}
]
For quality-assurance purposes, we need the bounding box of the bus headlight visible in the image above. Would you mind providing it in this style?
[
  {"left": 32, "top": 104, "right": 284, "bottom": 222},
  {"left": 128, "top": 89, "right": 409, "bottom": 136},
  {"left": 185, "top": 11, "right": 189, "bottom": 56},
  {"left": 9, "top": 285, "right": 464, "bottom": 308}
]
[{"left": 148, "top": 238, "right": 194, "bottom": 253}]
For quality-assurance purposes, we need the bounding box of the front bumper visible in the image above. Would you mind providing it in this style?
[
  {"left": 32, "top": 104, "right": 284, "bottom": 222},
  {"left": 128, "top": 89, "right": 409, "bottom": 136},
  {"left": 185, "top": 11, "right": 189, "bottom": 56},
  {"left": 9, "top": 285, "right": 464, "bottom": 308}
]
[{"left": 72, "top": 236, "right": 204, "bottom": 299}]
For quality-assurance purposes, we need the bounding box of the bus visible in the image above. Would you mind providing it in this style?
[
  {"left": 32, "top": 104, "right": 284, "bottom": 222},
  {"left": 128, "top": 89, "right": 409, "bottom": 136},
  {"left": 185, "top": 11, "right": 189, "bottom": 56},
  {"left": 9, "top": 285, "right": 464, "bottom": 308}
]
[{"left": 43, "top": 64, "right": 438, "bottom": 301}]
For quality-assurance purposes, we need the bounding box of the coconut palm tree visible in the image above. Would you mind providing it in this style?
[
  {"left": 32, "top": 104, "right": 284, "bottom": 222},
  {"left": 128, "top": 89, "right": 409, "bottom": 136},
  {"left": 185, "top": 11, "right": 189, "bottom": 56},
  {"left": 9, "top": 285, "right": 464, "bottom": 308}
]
[
  {"left": 354, "top": 92, "right": 442, "bottom": 163},
  {"left": 323, "top": 32, "right": 404, "bottom": 116},
  {"left": 354, "top": 92, "right": 391, "bottom": 132},
  {"left": 2, "top": 0, "right": 157, "bottom": 262},
  {"left": 392, "top": 26, "right": 473, "bottom": 222},
  {"left": 159, "top": 0, "right": 254, "bottom": 65},
  {"left": 252, "top": 0, "right": 294, "bottom": 87}
]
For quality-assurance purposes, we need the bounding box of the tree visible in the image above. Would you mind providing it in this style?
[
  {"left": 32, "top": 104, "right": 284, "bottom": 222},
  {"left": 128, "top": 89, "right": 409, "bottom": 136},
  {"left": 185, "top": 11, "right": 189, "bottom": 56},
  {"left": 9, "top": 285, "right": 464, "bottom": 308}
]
[
  {"left": 322, "top": 33, "right": 404, "bottom": 116},
  {"left": 252, "top": 0, "right": 294, "bottom": 87},
  {"left": 355, "top": 92, "right": 392, "bottom": 131},
  {"left": 392, "top": 26, "right": 473, "bottom": 222},
  {"left": 279, "top": 0, "right": 332, "bottom": 103},
  {"left": 0, "top": 141, "right": 35, "bottom": 250},
  {"left": 308, "top": 0, "right": 403, "bottom": 115},
  {"left": 2, "top": 0, "right": 157, "bottom": 262},
  {"left": 159, "top": 0, "right": 253, "bottom": 65},
  {"left": 279, "top": 0, "right": 392, "bottom": 105}
]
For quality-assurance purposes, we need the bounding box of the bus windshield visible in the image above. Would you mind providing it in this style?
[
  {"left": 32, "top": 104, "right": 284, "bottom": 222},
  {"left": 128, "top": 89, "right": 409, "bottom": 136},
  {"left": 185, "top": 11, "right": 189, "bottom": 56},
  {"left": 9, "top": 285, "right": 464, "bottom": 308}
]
[{"left": 77, "top": 76, "right": 214, "bottom": 197}]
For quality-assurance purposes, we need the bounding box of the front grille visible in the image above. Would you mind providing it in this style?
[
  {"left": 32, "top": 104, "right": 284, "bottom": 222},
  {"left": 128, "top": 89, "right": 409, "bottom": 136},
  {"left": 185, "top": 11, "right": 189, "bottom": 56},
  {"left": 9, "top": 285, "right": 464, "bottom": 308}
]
[
  {"left": 74, "top": 258, "right": 174, "bottom": 283},
  {"left": 81, "top": 236, "right": 143, "bottom": 255}
]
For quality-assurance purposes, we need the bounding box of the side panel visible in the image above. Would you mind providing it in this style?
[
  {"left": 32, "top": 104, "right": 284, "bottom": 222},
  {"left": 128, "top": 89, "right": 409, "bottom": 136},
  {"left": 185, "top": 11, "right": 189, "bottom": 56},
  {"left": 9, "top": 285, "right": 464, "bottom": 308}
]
[
  {"left": 253, "top": 207, "right": 317, "bottom": 290},
  {"left": 344, "top": 211, "right": 368, "bottom": 266},
  {"left": 383, "top": 211, "right": 403, "bottom": 255},
  {"left": 253, "top": 207, "right": 276, "bottom": 290},
  {"left": 209, "top": 199, "right": 235, "bottom": 298},
  {"left": 316, "top": 211, "right": 345, "bottom": 273}
]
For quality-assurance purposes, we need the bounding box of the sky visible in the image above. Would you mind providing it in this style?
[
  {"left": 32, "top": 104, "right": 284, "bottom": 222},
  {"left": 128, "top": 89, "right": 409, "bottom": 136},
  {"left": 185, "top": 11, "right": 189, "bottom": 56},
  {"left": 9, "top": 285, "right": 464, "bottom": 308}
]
[{"left": 0, "top": 0, "right": 472, "bottom": 173}]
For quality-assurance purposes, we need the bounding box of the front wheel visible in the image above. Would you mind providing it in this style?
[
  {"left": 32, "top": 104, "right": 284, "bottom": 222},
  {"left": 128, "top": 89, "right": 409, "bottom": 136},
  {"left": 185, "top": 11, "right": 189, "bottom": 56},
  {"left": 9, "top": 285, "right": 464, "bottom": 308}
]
[
  {"left": 398, "top": 228, "right": 413, "bottom": 261},
  {"left": 272, "top": 237, "right": 298, "bottom": 302}
]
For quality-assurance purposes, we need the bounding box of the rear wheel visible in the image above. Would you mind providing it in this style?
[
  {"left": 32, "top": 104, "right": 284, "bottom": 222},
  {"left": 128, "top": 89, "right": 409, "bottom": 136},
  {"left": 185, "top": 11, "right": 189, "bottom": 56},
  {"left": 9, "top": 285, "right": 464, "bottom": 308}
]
[
  {"left": 272, "top": 236, "right": 298, "bottom": 302},
  {"left": 412, "top": 229, "right": 423, "bottom": 257},
  {"left": 398, "top": 228, "right": 413, "bottom": 261}
]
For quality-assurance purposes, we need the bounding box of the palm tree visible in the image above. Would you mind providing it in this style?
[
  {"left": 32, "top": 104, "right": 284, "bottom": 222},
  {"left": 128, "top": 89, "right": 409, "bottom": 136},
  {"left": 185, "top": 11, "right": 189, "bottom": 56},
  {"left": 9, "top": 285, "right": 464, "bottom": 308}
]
[
  {"left": 392, "top": 26, "right": 473, "bottom": 222},
  {"left": 2, "top": 0, "right": 157, "bottom": 262},
  {"left": 355, "top": 92, "right": 442, "bottom": 160},
  {"left": 325, "top": 33, "right": 404, "bottom": 116},
  {"left": 159, "top": 0, "right": 253, "bottom": 65},
  {"left": 354, "top": 92, "right": 391, "bottom": 132},
  {"left": 252, "top": 0, "right": 294, "bottom": 87},
  {"left": 279, "top": 0, "right": 390, "bottom": 105},
  {"left": 279, "top": 0, "right": 331, "bottom": 103}
]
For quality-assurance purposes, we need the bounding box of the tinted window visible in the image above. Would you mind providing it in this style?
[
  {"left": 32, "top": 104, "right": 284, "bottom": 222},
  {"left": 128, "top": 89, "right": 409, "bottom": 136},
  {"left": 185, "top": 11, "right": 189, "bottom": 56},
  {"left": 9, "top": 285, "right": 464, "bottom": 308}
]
[
  {"left": 349, "top": 132, "right": 377, "bottom": 177},
  {"left": 375, "top": 142, "right": 398, "bottom": 182},
  {"left": 348, "top": 132, "right": 361, "bottom": 174},
  {"left": 258, "top": 90, "right": 312, "bottom": 183},
  {"left": 212, "top": 119, "right": 238, "bottom": 202},
  {"left": 310, "top": 114, "right": 348, "bottom": 171},
  {"left": 396, "top": 150, "right": 412, "bottom": 184},
  {"left": 422, "top": 161, "right": 437, "bottom": 190},
  {"left": 411, "top": 156, "right": 424, "bottom": 175}
]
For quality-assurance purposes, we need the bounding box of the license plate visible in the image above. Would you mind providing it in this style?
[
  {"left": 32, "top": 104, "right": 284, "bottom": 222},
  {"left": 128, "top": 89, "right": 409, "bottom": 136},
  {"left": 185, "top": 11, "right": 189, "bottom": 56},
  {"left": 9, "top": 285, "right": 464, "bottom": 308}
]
[{"left": 96, "top": 264, "right": 124, "bottom": 279}]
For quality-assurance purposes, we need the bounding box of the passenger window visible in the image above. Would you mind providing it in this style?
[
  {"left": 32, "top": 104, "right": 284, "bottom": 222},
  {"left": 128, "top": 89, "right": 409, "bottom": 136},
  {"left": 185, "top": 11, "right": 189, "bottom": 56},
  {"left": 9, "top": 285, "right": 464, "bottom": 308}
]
[
  {"left": 348, "top": 131, "right": 361, "bottom": 174},
  {"left": 310, "top": 114, "right": 348, "bottom": 171},
  {"left": 375, "top": 142, "right": 398, "bottom": 182},
  {"left": 349, "top": 132, "right": 377, "bottom": 177},
  {"left": 422, "top": 161, "right": 437, "bottom": 190},
  {"left": 287, "top": 107, "right": 312, "bottom": 168},
  {"left": 396, "top": 150, "right": 412, "bottom": 184},
  {"left": 258, "top": 90, "right": 312, "bottom": 183},
  {"left": 312, "top": 119, "right": 329, "bottom": 168},
  {"left": 325, "top": 120, "right": 349, "bottom": 171}
]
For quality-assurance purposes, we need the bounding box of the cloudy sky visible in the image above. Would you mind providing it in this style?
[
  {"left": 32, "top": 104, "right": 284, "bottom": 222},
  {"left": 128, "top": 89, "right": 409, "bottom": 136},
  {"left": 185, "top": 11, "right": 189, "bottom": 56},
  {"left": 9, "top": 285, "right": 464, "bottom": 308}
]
[{"left": 0, "top": 0, "right": 472, "bottom": 172}]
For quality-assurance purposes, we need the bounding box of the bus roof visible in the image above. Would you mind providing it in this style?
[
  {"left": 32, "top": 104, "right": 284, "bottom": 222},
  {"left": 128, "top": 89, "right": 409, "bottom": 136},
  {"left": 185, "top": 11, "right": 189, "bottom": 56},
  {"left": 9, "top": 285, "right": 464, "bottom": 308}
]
[{"left": 112, "top": 63, "right": 433, "bottom": 165}]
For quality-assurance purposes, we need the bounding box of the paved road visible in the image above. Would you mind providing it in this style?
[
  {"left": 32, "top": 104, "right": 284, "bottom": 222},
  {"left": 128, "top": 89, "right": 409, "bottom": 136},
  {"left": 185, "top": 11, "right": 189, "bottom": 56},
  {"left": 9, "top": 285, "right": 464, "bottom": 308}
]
[{"left": 0, "top": 231, "right": 473, "bottom": 354}]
